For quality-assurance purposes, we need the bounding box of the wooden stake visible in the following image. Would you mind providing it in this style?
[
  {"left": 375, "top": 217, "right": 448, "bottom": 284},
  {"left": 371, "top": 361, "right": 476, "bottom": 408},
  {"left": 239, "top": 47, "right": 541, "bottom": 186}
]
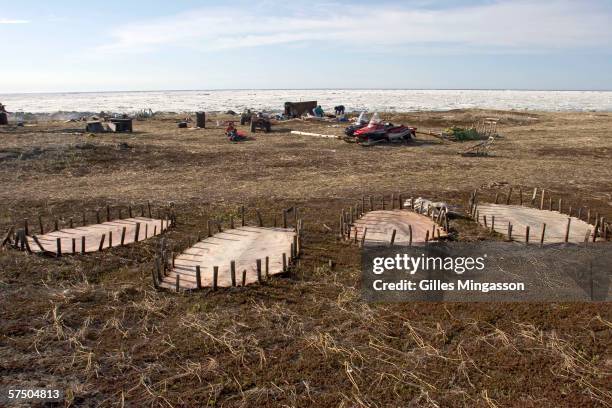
[
  {"left": 38, "top": 215, "right": 44, "bottom": 234},
  {"left": 96, "top": 210, "right": 100, "bottom": 224},
  {"left": 230, "top": 261, "right": 236, "bottom": 287},
  {"left": 23, "top": 219, "right": 29, "bottom": 236},
  {"left": 106, "top": 205, "right": 110, "bottom": 222},
  {"left": 213, "top": 266, "right": 218, "bottom": 290},
  {"left": 565, "top": 217, "right": 571, "bottom": 243},
  {"left": 494, "top": 192, "right": 499, "bottom": 204},
  {"left": 390, "top": 229, "right": 396, "bottom": 246},
  {"left": 370, "top": 196, "right": 374, "bottom": 211},
  {"left": 525, "top": 225, "right": 530, "bottom": 243},
  {"left": 32, "top": 235, "right": 45, "bottom": 252},
  {"left": 391, "top": 193, "right": 395, "bottom": 209},
  {"left": 558, "top": 198, "right": 562, "bottom": 213},
  {"left": 491, "top": 215, "right": 495, "bottom": 232},
  {"left": 381, "top": 195, "right": 385, "bottom": 210},
  {"left": 425, "top": 230, "right": 429, "bottom": 242},
  {"left": 409, "top": 225, "right": 413, "bottom": 246},
  {"left": 195, "top": 265, "right": 201, "bottom": 289},
  {"left": 22, "top": 231, "right": 32, "bottom": 254},
  {"left": 121, "top": 226, "right": 126, "bottom": 246},
  {"left": 242, "top": 270, "right": 247, "bottom": 286},
  {"left": 241, "top": 206, "right": 245, "bottom": 227},
  {"left": 56, "top": 237, "right": 62, "bottom": 257},
  {"left": 506, "top": 187, "right": 512, "bottom": 205},
  {"left": 531, "top": 187, "right": 537, "bottom": 205},
  {"left": 540, "top": 223, "right": 546, "bottom": 246},
  {"left": 507, "top": 222, "right": 513, "bottom": 240},
  {"left": 265, "top": 256, "right": 269, "bottom": 279},
  {"left": 175, "top": 274, "right": 180, "bottom": 292},
  {"left": 81, "top": 236, "right": 86, "bottom": 254},
  {"left": 519, "top": 187, "right": 523, "bottom": 206},
  {"left": 54, "top": 219, "right": 59, "bottom": 231},
  {"left": 540, "top": 189, "right": 545, "bottom": 210},
  {"left": 134, "top": 223, "right": 141, "bottom": 242},
  {"left": 230, "top": 215, "right": 234, "bottom": 229},
  {"left": 256, "top": 210, "right": 263, "bottom": 227},
  {"left": 282, "top": 253, "right": 287, "bottom": 271},
  {"left": 361, "top": 228, "right": 367, "bottom": 247},
  {"left": 147, "top": 201, "right": 152, "bottom": 218},
  {"left": 548, "top": 197, "right": 552, "bottom": 211},
  {"left": 72, "top": 237, "right": 76, "bottom": 253},
  {"left": 98, "top": 234, "right": 106, "bottom": 251},
  {"left": 256, "top": 259, "right": 262, "bottom": 283}
]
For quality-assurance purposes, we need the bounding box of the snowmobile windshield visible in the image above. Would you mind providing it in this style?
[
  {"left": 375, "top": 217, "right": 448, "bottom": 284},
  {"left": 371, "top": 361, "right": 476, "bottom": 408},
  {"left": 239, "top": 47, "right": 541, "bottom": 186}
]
[
  {"left": 369, "top": 112, "right": 382, "bottom": 125},
  {"left": 357, "top": 111, "right": 369, "bottom": 124}
]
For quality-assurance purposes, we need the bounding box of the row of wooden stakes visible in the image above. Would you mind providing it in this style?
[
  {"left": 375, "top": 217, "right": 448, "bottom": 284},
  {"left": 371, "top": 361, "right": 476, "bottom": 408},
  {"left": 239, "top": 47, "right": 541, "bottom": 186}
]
[
  {"left": 16, "top": 201, "right": 173, "bottom": 236},
  {"left": 8, "top": 218, "right": 173, "bottom": 256},
  {"left": 485, "top": 186, "right": 607, "bottom": 227}
]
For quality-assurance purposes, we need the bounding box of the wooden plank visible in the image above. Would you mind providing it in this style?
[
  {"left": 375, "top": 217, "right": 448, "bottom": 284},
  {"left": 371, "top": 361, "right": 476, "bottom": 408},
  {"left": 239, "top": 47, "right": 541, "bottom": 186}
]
[
  {"left": 352, "top": 210, "right": 447, "bottom": 247},
  {"left": 160, "top": 226, "right": 296, "bottom": 291}
]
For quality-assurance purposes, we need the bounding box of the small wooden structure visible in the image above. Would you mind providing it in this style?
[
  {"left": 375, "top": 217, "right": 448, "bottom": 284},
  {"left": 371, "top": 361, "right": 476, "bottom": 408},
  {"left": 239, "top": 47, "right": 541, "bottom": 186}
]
[
  {"left": 196, "top": 112, "right": 206, "bottom": 128},
  {"left": 284, "top": 101, "right": 317, "bottom": 118},
  {"left": 110, "top": 118, "right": 133, "bottom": 132}
]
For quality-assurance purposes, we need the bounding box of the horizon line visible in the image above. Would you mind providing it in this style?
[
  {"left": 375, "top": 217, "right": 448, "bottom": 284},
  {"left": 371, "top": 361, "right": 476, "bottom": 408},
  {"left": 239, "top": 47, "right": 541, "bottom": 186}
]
[{"left": 2, "top": 87, "right": 612, "bottom": 96}]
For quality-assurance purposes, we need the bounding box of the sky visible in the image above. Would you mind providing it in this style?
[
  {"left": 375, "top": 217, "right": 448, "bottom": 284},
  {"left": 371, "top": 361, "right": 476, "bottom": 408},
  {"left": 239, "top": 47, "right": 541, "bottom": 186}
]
[{"left": 1, "top": 0, "right": 611, "bottom": 93}]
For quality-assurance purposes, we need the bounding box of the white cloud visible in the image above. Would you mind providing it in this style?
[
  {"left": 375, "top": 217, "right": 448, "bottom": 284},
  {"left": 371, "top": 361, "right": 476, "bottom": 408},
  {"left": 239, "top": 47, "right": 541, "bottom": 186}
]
[
  {"left": 0, "top": 18, "right": 29, "bottom": 24},
  {"left": 98, "top": 1, "right": 612, "bottom": 54}
]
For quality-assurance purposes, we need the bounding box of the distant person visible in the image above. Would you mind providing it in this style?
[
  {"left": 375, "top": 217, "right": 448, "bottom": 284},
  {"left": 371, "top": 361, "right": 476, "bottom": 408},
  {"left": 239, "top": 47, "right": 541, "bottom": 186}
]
[
  {"left": 334, "top": 105, "right": 345, "bottom": 115},
  {"left": 313, "top": 105, "right": 324, "bottom": 117}
]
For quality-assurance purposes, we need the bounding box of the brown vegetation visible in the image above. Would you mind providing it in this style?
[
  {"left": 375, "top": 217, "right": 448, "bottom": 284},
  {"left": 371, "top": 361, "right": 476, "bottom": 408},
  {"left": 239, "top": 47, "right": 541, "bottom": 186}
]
[{"left": 0, "top": 109, "right": 610, "bottom": 406}]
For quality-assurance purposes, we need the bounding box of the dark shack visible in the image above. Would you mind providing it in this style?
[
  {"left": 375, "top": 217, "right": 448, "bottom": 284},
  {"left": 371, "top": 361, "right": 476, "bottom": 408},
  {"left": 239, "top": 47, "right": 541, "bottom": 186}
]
[{"left": 284, "top": 101, "right": 317, "bottom": 118}]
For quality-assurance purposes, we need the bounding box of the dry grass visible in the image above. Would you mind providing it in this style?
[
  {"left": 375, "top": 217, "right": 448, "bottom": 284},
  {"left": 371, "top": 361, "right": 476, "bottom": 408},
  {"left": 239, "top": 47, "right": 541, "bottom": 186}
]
[{"left": 0, "top": 109, "right": 611, "bottom": 407}]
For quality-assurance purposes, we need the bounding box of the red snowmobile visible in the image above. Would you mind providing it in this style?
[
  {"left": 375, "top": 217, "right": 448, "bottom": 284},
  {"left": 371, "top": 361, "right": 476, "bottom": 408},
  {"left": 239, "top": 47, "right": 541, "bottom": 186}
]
[{"left": 352, "top": 114, "right": 416, "bottom": 146}]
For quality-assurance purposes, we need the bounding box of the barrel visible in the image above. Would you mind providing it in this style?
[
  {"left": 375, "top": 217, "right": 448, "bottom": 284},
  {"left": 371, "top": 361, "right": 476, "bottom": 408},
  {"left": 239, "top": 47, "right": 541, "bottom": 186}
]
[{"left": 196, "top": 111, "right": 205, "bottom": 128}]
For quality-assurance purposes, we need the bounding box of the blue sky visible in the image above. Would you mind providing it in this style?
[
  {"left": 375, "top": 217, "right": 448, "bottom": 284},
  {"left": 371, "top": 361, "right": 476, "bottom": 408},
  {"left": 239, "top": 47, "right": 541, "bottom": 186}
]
[{"left": 1, "top": 0, "right": 611, "bottom": 93}]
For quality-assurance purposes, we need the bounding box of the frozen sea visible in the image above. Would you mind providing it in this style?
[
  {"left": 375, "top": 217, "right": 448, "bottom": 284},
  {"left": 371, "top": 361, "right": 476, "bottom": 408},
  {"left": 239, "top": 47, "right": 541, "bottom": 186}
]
[{"left": 1, "top": 89, "right": 611, "bottom": 115}]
